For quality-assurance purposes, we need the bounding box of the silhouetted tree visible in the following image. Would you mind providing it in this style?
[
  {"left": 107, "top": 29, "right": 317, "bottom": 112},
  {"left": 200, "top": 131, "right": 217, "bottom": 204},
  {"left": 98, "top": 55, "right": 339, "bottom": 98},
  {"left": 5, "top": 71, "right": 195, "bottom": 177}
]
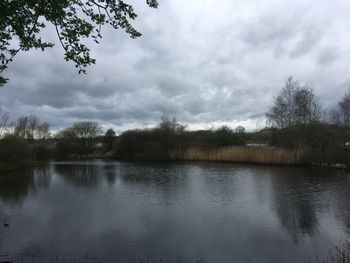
[
  {"left": 293, "top": 86, "right": 320, "bottom": 125},
  {"left": 56, "top": 128, "right": 77, "bottom": 140},
  {"left": 0, "top": 109, "right": 9, "bottom": 136},
  {"left": 267, "top": 77, "right": 296, "bottom": 128},
  {"left": 335, "top": 90, "right": 350, "bottom": 128},
  {"left": 235, "top": 126, "right": 245, "bottom": 134},
  {"left": 71, "top": 121, "right": 102, "bottom": 151},
  {"left": 54, "top": 128, "right": 79, "bottom": 158},
  {"left": 0, "top": 0, "right": 158, "bottom": 86},
  {"left": 158, "top": 115, "right": 186, "bottom": 134},
  {"left": 36, "top": 122, "right": 50, "bottom": 140},
  {"left": 14, "top": 116, "right": 29, "bottom": 138},
  {"left": 26, "top": 115, "right": 39, "bottom": 140},
  {"left": 267, "top": 77, "right": 320, "bottom": 128},
  {"left": 103, "top": 128, "right": 116, "bottom": 151},
  {"left": 13, "top": 115, "right": 50, "bottom": 140}
]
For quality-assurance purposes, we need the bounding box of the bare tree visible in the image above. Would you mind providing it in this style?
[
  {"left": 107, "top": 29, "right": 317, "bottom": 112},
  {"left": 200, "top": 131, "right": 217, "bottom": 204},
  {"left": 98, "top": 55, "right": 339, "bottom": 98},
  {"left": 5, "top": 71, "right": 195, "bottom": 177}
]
[
  {"left": 293, "top": 86, "right": 320, "bottom": 125},
  {"left": 0, "top": 109, "right": 9, "bottom": 137},
  {"left": 14, "top": 116, "right": 29, "bottom": 138},
  {"left": 266, "top": 77, "right": 297, "bottom": 128},
  {"left": 36, "top": 122, "right": 51, "bottom": 140},
  {"left": 235, "top": 126, "right": 246, "bottom": 134},
  {"left": 157, "top": 115, "right": 186, "bottom": 134},
  {"left": 266, "top": 77, "right": 321, "bottom": 128},
  {"left": 55, "top": 128, "right": 77, "bottom": 139},
  {"left": 72, "top": 121, "right": 102, "bottom": 149},
  {"left": 338, "top": 91, "right": 350, "bottom": 128},
  {"left": 26, "top": 115, "right": 39, "bottom": 140},
  {"left": 13, "top": 115, "right": 50, "bottom": 140}
]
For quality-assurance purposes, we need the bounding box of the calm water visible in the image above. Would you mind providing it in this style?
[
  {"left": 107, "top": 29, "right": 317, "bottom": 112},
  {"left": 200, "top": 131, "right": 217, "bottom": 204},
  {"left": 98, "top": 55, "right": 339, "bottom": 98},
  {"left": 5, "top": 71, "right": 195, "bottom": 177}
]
[{"left": 0, "top": 160, "right": 349, "bottom": 263}]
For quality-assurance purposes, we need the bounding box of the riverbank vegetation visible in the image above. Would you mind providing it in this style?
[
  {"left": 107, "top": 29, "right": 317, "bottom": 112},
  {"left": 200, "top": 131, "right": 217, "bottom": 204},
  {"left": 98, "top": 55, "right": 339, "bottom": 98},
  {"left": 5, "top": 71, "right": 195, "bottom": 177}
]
[
  {"left": 175, "top": 146, "right": 304, "bottom": 165},
  {"left": 1, "top": 77, "right": 350, "bottom": 171}
]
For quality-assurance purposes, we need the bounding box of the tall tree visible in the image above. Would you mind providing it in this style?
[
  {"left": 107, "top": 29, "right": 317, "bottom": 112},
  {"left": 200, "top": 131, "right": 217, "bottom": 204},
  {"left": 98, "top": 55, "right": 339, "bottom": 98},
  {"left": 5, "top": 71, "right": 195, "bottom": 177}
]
[
  {"left": 266, "top": 77, "right": 297, "bottom": 128},
  {"left": 293, "top": 86, "right": 320, "bottom": 125},
  {"left": 0, "top": 0, "right": 158, "bottom": 86},
  {"left": 13, "top": 115, "right": 49, "bottom": 139},
  {"left": 103, "top": 128, "right": 116, "bottom": 151},
  {"left": 338, "top": 91, "right": 350, "bottom": 128},
  {"left": 235, "top": 125, "right": 245, "bottom": 134},
  {"left": 158, "top": 115, "right": 186, "bottom": 134},
  {"left": 36, "top": 122, "right": 51, "bottom": 140},
  {"left": 14, "top": 116, "right": 29, "bottom": 138},
  {"left": 71, "top": 121, "right": 102, "bottom": 149},
  {"left": 26, "top": 115, "right": 39, "bottom": 139},
  {"left": 0, "top": 109, "right": 9, "bottom": 136},
  {"left": 266, "top": 77, "right": 321, "bottom": 128}
]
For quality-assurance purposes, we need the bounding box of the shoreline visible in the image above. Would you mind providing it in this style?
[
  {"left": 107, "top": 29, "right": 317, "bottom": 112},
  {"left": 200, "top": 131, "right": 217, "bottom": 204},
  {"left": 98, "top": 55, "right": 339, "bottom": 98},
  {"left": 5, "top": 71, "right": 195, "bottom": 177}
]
[
  {"left": 1, "top": 146, "right": 349, "bottom": 174},
  {"left": 0, "top": 160, "right": 42, "bottom": 174}
]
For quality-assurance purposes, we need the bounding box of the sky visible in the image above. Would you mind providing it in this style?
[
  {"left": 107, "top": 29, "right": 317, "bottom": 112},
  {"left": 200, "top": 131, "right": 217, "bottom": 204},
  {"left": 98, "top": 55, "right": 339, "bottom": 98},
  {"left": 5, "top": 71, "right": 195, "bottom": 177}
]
[{"left": 1, "top": 0, "right": 350, "bottom": 133}]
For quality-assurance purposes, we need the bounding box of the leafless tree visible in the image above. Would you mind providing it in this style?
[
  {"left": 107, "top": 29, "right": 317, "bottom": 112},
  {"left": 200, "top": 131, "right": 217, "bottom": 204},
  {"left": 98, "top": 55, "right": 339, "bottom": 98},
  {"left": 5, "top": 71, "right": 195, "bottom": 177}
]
[
  {"left": 235, "top": 126, "right": 246, "bottom": 134},
  {"left": 0, "top": 109, "right": 9, "bottom": 137},
  {"left": 72, "top": 121, "right": 102, "bottom": 148},
  {"left": 36, "top": 122, "right": 51, "bottom": 140},
  {"left": 55, "top": 128, "right": 77, "bottom": 139},
  {"left": 14, "top": 116, "right": 29, "bottom": 138},
  {"left": 158, "top": 115, "right": 186, "bottom": 134},
  {"left": 266, "top": 77, "right": 321, "bottom": 128},
  {"left": 266, "top": 77, "right": 297, "bottom": 128},
  {"left": 26, "top": 115, "right": 39, "bottom": 139},
  {"left": 337, "top": 91, "right": 350, "bottom": 128},
  {"left": 13, "top": 115, "right": 50, "bottom": 140},
  {"left": 293, "top": 86, "right": 320, "bottom": 125}
]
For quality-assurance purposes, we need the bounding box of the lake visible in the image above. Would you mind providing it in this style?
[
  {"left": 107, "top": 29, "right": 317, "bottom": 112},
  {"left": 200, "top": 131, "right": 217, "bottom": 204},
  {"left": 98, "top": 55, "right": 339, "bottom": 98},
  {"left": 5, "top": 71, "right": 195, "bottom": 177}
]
[{"left": 0, "top": 160, "right": 349, "bottom": 262}]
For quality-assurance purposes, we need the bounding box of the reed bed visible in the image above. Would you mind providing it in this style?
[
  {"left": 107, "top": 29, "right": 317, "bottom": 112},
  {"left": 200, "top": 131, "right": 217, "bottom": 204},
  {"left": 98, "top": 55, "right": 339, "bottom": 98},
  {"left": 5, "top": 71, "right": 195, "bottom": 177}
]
[{"left": 174, "top": 146, "right": 305, "bottom": 165}]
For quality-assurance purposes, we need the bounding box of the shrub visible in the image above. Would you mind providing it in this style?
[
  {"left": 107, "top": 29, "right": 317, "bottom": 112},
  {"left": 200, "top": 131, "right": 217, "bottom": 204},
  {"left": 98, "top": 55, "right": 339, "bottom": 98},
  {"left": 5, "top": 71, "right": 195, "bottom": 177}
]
[
  {"left": 32, "top": 143, "right": 53, "bottom": 160},
  {"left": 269, "top": 124, "right": 346, "bottom": 165},
  {"left": 0, "top": 135, "right": 31, "bottom": 161}
]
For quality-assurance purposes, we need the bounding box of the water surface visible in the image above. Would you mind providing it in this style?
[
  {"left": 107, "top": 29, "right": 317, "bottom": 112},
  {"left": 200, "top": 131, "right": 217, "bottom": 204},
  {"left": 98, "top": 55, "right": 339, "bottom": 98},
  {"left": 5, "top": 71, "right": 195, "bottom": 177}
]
[{"left": 0, "top": 160, "right": 349, "bottom": 262}]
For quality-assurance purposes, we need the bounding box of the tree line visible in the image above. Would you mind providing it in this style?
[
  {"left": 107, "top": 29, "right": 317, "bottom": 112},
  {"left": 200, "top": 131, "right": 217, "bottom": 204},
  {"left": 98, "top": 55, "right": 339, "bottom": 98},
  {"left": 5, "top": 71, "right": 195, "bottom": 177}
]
[
  {"left": 0, "top": 116, "right": 112, "bottom": 161},
  {"left": 0, "top": 112, "right": 246, "bottom": 163},
  {"left": 1, "top": 77, "right": 350, "bottom": 167}
]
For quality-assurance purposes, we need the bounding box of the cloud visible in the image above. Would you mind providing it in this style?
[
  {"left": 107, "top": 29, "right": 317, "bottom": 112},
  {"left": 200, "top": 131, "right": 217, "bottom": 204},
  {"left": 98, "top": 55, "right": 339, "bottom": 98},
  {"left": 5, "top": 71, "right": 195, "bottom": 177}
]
[{"left": 1, "top": 0, "right": 350, "bottom": 132}]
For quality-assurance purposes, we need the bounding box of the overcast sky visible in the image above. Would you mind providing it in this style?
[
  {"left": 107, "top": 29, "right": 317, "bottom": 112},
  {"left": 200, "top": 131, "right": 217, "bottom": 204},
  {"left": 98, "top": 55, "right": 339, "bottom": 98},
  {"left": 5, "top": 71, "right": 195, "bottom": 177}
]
[{"left": 1, "top": 0, "right": 350, "bottom": 132}]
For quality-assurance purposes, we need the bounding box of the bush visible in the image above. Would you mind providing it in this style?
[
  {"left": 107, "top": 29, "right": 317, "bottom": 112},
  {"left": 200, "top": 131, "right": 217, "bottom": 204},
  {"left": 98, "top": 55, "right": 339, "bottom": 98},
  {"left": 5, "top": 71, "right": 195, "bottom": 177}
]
[
  {"left": 54, "top": 140, "right": 82, "bottom": 159},
  {"left": 32, "top": 143, "right": 53, "bottom": 160},
  {"left": 0, "top": 135, "right": 31, "bottom": 161},
  {"left": 114, "top": 125, "right": 246, "bottom": 161},
  {"left": 269, "top": 124, "right": 346, "bottom": 165}
]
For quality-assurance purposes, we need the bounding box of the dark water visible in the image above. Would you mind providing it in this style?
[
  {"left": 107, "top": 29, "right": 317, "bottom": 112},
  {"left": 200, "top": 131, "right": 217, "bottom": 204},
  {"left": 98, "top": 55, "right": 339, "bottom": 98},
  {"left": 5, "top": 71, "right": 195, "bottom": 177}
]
[{"left": 0, "top": 160, "right": 349, "bottom": 263}]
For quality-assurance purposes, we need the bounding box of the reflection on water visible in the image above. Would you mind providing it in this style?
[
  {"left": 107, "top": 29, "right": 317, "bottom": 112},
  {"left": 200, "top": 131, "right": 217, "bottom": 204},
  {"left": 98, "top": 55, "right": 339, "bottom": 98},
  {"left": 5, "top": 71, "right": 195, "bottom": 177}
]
[
  {"left": 0, "top": 165, "right": 51, "bottom": 204},
  {"left": 269, "top": 167, "right": 350, "bottom": 243},
  {"left": 0, "top": 161, "right": 349, "bottom": 262}
]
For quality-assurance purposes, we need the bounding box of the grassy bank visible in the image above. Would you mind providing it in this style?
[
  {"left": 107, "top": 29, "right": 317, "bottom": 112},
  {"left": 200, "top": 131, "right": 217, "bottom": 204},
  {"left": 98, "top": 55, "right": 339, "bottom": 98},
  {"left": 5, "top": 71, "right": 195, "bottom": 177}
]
[{"left": 173, "top": 146, "right": 305, "bottom": 166}]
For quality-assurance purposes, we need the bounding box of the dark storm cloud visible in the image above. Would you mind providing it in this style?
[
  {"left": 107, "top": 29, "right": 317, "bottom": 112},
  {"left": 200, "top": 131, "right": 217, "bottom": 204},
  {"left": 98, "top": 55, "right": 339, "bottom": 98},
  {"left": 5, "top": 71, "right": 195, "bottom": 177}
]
[{"left": 1, "top": 0, "right": 350, "bottom": 131}]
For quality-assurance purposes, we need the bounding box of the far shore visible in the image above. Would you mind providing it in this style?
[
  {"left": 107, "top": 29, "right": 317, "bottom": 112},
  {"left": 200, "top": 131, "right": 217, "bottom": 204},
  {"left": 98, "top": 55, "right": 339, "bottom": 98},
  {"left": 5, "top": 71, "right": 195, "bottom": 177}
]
[
  {"left": 1, "top": 145, "right": 348, "bottom": 175},
  {"left": 0, "top": 160, "right": 42, "bottom": 174}
]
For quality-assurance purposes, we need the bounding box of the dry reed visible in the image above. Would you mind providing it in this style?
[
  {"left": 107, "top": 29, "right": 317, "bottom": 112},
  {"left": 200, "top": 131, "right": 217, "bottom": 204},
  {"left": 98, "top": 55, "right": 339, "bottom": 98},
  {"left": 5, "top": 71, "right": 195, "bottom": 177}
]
[{"left": 173, "top": 146, "right": 305, "bottom": 165}]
